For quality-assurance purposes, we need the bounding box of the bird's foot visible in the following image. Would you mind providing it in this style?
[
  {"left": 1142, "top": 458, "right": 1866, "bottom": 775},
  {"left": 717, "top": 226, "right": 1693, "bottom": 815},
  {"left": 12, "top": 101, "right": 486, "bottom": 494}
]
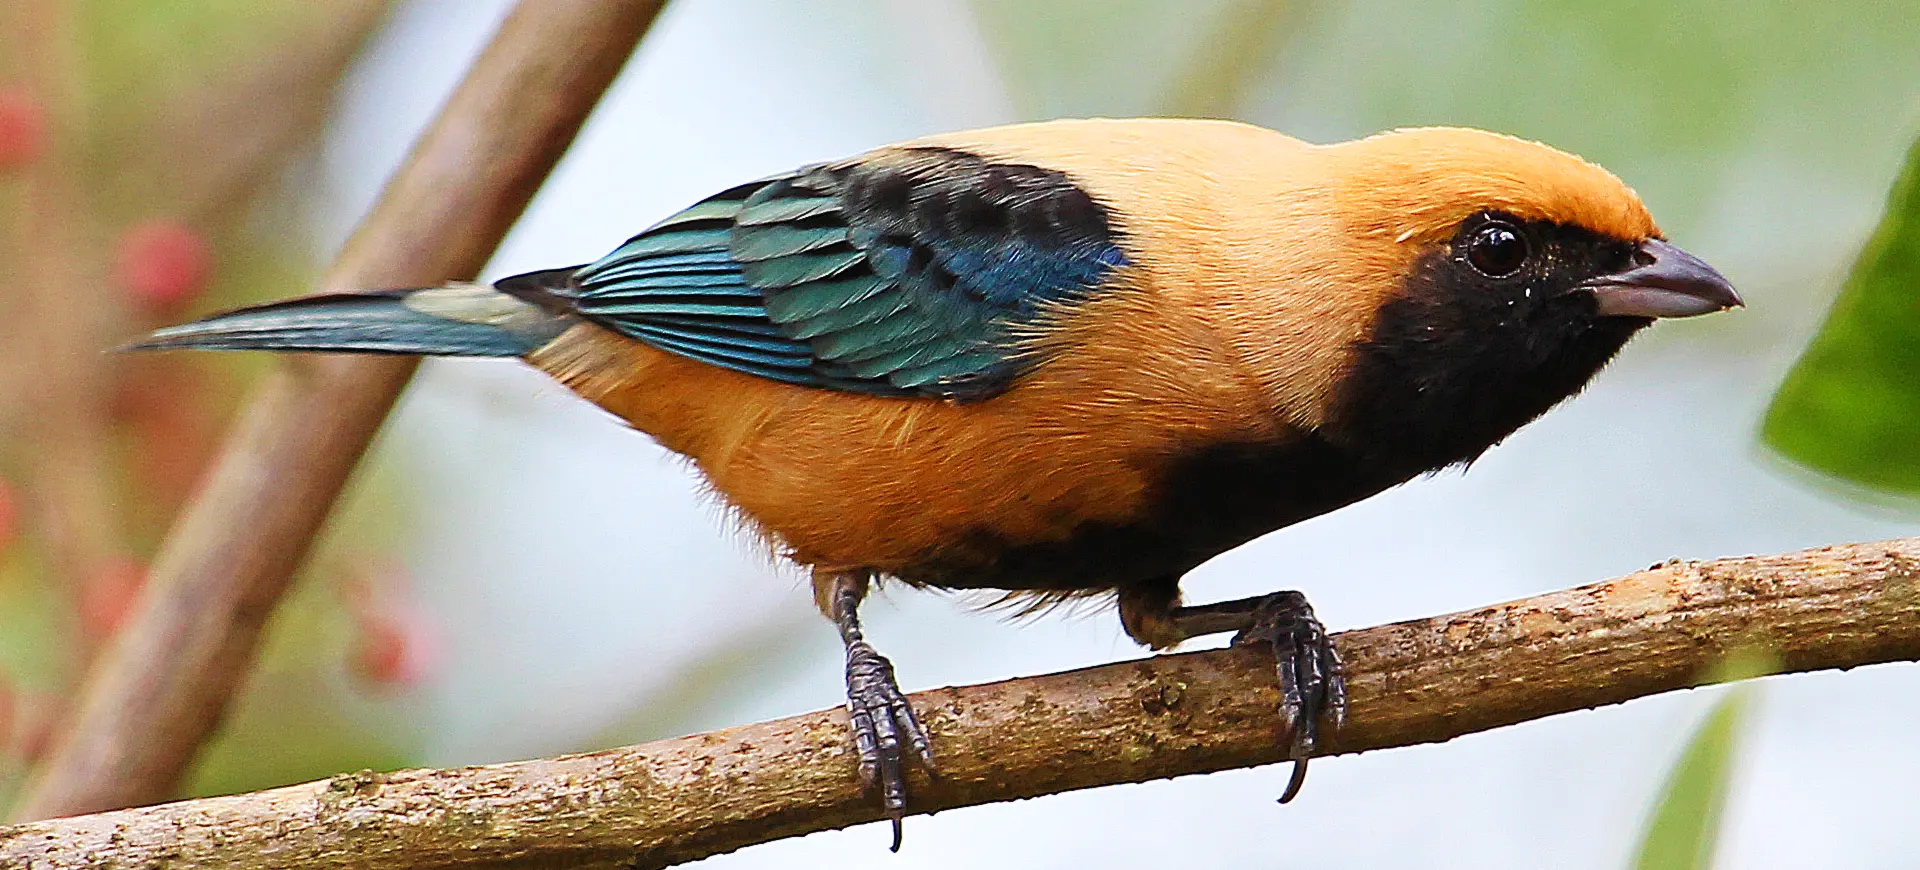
[
  {"left": 1231, "top": 590, "right": 1347, "bottom": 803},
  {"left": 844, "top": 638, "right": 933, "bottom": 851}
]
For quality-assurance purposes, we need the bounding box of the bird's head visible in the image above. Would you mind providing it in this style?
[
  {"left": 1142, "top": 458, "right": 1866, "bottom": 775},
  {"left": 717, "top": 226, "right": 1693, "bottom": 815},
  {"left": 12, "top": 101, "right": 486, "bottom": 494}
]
[
  {"left": 1300, "top": 127, "right": 1741, "bottom": 467},
  {"left": 1324, "top": 126, "right": 1738, "bottom": 321}
]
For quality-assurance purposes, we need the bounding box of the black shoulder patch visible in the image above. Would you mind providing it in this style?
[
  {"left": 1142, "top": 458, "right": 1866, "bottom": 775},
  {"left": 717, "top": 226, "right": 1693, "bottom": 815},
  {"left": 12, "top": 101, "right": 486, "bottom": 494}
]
[{"left": 1331, "top": 213, "right": 1647, "bottom": 470}]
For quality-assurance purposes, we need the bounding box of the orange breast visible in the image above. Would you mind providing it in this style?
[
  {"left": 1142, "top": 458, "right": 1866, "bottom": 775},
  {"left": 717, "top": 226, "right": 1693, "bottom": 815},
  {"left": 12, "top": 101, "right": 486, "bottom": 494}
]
[{"left": 527, "top": 284, "right": 1277, "bottom": 581}]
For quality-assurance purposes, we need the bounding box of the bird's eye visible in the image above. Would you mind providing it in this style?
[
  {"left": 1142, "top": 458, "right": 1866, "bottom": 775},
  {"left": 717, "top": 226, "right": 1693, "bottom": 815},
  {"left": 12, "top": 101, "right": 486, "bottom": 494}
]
[{"left": 1466, "top": 221, "right": 1529, "bottom": 278}]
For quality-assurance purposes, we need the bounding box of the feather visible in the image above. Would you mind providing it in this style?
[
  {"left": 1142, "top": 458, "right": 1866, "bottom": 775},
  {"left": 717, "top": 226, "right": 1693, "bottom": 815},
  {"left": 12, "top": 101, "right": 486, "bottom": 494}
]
[{"left": 560, "top": 147, "right": 1126, "bottom": 398}]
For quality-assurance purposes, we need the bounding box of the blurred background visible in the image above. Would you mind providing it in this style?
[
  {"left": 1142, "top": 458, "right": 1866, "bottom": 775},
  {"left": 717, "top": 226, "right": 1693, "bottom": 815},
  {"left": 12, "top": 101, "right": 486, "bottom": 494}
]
[{"left": 1, "top": 0, "right": 1917, "bottom": 867}]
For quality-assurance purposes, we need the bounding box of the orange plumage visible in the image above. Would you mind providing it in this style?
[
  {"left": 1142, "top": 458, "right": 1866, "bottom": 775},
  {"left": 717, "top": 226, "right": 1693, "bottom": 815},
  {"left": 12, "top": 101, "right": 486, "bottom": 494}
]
[
  {"left": 138, "top": 118, "right": 1739, "bottom": 840},
  {"left": 530, "top": 121, "right": 1663, "bottom": 592}
]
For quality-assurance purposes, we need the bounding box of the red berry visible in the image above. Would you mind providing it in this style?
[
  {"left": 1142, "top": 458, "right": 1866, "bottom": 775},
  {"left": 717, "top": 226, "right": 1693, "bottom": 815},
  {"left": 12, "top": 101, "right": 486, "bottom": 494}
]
[
  {"left": 79, "top": 556, "right": 148, "bottom": 642},
  {"left": 350, "top": 605, "right": 442, "bottom": 690},
  {"left": 342, "top": 561, "right": 443, "bottom": 691},
  {"left": 0, "top": 89, "right": 47, "bottom": 172},
  {"left": 116, "top": 221, "right": 213, "bottom": 310}
]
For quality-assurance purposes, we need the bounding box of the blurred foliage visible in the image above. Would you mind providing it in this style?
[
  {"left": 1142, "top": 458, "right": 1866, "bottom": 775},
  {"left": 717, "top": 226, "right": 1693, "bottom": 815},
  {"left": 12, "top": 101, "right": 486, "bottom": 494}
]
[
  {"left": 1632, "top": 652, "right": 1772, "bottom": 869},
  {"left": 1157, "top": 0, "right": 1304, "bottom": 118},
  {"left": 1631, "top": 686, "right": 1753, "bottom": 870},
  {"left": 1262, "top": 0, "right": 1920, "bottom": 218},
  {"left": 968, "top": 0, "right": 1315, "bottom": 120},
  {"left": 975, "top": 0, "right": 1920, "bottom": 242},
  {"left": 1763, "top": 136, "right": 1920, "bottom": 495},
  {"left": 968, "top": 0, "right": 1227, "bottom": 118},
  {"left": 0, "top": 0, "right": 421, "bottom": 812}
]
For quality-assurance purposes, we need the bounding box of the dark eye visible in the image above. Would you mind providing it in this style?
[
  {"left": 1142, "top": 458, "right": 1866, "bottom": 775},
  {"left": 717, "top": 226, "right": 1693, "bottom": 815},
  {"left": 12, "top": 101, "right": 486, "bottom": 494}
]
[{"left": 1466, "top": 221, "right": 1529, "bottom": 278}]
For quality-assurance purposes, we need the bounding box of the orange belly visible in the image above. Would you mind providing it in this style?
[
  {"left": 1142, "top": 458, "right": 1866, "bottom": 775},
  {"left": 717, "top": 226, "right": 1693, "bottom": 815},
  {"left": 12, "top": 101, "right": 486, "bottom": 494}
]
[{"left": 527, "top": 316, "right": 1280, "bottom": 585}]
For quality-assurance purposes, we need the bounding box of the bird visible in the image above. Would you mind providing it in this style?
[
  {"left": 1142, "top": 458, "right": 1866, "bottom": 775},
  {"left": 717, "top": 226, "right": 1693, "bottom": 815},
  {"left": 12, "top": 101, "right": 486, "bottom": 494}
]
[{"left": 135, "top": 118, "right": 1741, "bottom": 849}]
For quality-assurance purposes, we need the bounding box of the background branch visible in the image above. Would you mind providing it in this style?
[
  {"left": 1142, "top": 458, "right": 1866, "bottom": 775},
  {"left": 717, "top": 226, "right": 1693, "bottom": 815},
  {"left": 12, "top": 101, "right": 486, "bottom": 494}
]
[
  {"left": 8, "top": 0, "right": 668, "bottom": 822},
  {"left": 1, "top": 536, "right": 1914, "bottom": 869}
]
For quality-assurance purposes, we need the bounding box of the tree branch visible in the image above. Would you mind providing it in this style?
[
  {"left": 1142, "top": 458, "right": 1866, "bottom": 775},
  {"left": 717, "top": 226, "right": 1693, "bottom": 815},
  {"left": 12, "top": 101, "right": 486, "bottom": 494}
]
[
  {"left": 7, "top": 0, "right": 667, "bottom": 822},
  {"left": 2, "top": 537, "right": 1915, "bottom": 868}
]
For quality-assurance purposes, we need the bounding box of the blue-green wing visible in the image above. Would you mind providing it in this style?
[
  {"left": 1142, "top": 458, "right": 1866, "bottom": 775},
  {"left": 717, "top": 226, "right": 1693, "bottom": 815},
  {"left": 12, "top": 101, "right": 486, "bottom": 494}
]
[{"left": 549, "top": 147, "right": 1127, "bottom": 400}]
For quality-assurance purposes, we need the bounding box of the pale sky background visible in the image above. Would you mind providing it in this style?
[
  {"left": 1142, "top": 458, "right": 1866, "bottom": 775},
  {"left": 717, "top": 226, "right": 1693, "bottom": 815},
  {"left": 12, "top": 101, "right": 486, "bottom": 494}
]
[{"left": 315, "top": 1, "right": 1920, "bottom": 867}]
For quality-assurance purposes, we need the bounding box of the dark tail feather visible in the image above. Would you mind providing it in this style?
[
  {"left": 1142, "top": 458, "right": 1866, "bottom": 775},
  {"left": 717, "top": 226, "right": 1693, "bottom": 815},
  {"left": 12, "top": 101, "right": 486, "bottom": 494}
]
[
  {"left": 492, "top": 266, "right": 586, "bottom": 315},
  {"left": 128, "top": 285, "right": 572, "bottom": 357}
]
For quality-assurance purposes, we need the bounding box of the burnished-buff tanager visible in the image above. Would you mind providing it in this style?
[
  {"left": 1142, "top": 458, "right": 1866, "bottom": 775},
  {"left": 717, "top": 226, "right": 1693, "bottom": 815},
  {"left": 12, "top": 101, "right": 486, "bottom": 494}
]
[{"left": 140, "top": 119, "right": 1740, "bottom": 845}]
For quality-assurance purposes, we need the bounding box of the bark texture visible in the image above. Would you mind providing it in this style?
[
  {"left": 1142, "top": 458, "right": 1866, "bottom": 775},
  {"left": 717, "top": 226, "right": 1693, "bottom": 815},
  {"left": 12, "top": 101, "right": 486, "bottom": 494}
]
[{"left": 3, "top": 537, "right": 1915, "bottom": 868}]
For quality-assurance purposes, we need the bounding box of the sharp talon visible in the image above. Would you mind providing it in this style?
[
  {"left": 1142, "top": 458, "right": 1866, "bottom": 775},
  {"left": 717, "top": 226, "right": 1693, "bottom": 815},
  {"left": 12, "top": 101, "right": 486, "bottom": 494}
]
[
  {"left": 842, "top": 637, "right": 933, "bottom": 849},
  {"left": 1278, "top": 757, "right": 1310, "bottom": 804},
  {"left": 1235, "top": 591, "right": 1345, "bottom": 805}
]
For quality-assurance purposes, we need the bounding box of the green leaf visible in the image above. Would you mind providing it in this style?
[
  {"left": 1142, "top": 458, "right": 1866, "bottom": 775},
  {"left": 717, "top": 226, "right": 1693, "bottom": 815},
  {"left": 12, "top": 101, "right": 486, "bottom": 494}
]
[
  {"left": 1763, "top": 134, "right": 1920, "bottom": 493},
  {"left": 1631, "top": 686, "right": 1754, "bottom": 870}
]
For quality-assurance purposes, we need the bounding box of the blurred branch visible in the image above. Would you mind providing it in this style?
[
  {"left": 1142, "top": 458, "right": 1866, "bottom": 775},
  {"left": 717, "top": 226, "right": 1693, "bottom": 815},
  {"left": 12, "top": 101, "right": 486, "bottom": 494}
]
[
  {"left": 3, "top": 536, "right": 1917, "bottom": 868},
  {"left": 7, "top": 0, "right": 668, "bottom": 822}
]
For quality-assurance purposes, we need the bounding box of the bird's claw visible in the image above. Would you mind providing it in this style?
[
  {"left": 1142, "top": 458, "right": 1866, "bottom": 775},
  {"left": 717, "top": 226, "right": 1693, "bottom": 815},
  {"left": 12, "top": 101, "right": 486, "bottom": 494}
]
[
  {"left": 844, "top": 639, "right": 933, "bottom": 851},
  {"left": 1231, "top": 590, "right": 1346, "bottom": 803}
]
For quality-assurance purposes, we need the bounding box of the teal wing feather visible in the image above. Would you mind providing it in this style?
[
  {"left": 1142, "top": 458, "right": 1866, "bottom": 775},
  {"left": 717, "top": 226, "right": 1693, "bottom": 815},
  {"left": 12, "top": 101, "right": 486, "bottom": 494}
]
[{"left": 545, "top": 148, "right": 1128, "bottom": 400}]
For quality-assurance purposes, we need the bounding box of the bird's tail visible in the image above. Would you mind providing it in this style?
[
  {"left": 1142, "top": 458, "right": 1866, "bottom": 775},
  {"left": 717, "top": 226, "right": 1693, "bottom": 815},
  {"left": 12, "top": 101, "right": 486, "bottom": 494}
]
[{"left": 129, "top": 282, "right": 573, "bottom": 357}]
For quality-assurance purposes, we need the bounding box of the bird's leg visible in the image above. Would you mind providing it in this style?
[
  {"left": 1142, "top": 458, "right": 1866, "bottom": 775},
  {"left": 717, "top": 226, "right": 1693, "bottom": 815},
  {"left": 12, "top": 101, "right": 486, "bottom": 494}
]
[
  {"left": 1118, "top": 584, "right": 1347, "bottom": 803},
  {"left": 815, "top": 570, "right": 932, "bottom": 851}
]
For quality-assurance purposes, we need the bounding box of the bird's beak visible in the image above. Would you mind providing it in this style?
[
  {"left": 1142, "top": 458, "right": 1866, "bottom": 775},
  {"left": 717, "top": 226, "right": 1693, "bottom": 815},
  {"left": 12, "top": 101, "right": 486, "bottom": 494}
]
[{"left": 1583, "top": 239, "right": 1742, "bottom": 319}]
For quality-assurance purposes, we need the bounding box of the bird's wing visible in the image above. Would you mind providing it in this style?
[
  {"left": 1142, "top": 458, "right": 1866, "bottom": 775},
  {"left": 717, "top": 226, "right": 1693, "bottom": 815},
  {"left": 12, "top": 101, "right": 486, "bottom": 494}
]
[{"left": 553, "top": 147, "right": 1128, "bottom": 400}]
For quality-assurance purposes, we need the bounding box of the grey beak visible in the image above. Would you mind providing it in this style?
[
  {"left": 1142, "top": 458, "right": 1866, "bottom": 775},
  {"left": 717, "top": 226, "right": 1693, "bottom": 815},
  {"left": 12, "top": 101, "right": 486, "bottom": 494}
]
[{"left": 1584, "top": 238, "right": 1742, "bottom": 319}]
